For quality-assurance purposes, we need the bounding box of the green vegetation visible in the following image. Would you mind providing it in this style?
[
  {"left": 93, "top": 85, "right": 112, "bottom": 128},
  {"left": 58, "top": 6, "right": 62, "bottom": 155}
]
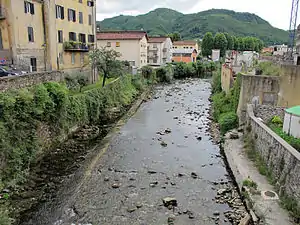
[
  {"left": 280, "top": 194, "right": 300, "bottom": 221},
  {"left": 211, "top": 71, "right": 241, "bottom": 134},
  {"left": 269, "top": 117, "right": 300, "bottom": 152},
  {"left": 243, "top": 179, "right": 258, "bottom": 189},
  {"left": 213, "top": 33, "right": 228, "bottom": 57},
  {"left": 202, "top": 32, "right": 214, "bottom": 57},
  {"left": 0, "top": 75, "right": 148, "bottom": 189},
  {"left": 172, "top": 61, "right": 217, "bottom": 79},
  {"left": 99, "top": 8, "right": 288, "bottom": 46},
  {"left": 256, "top": 61, "right": 282, "bottom": 76}
]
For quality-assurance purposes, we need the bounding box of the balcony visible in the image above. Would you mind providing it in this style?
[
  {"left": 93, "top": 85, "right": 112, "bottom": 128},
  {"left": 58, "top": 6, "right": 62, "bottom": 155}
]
[
  {"left": 149, "top": 55, "right": 158, "bottom": 59},
  {"left": 0, "top": 7, "right": 6, "bottom": 20},
  {"left": 63, "top": 41, "right": 90, "bottom": 52}
]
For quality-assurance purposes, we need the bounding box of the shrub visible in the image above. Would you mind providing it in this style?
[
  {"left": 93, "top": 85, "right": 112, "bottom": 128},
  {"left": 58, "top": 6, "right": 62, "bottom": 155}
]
[
  {"left": 243, "top": 179, "right": 258, "bottom": 189},
  {"left": 218, "top": 112, "right": 239, "bottom": 134},
  {"left": 212, "top": 71, "right": 222, "bottom": 94},
  {"left": 271, "top": 115, "right": 283, "bottom": 126},
  {"left": 141, "top": 65, "right": 153, "bottom": 79},
  {"left": 156, "top": 66, "right": 172, "bottom": 83}
]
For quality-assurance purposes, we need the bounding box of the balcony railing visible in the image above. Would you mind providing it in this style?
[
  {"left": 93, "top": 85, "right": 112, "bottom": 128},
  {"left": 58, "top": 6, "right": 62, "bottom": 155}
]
[{"left": 63, "top": 41, "right": 90, "bottom": 52}]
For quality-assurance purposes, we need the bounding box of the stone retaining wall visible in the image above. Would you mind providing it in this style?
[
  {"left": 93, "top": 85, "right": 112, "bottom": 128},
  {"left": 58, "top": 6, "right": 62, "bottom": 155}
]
[
  {"left": 247, "top": 104, "right": 300, "bottom": 204},
  {"left": 254, "top": 105, "right": 285, "bottom": 123}
]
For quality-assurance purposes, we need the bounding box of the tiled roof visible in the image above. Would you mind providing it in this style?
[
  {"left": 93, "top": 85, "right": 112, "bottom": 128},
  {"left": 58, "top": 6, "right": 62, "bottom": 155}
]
[
  {"left": 148, "top": 37, "right": 168, "bottom": 43},
  {"left": 97, "top": 31, "right": 148, "bottom": 40},
  {"left": 173, "top": 40, "right": 197, "bottom": 45}
]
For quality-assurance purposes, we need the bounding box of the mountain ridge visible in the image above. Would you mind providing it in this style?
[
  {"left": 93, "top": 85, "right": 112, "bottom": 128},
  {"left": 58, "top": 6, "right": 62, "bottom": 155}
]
[{"left": 98, "top": 8, "right": 288, "bottom": 45}]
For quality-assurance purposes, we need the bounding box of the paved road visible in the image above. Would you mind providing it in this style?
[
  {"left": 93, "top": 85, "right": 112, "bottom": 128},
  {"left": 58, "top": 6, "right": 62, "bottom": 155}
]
[{"left": 23, "top": 79, "right": 244, "bottom": 225}]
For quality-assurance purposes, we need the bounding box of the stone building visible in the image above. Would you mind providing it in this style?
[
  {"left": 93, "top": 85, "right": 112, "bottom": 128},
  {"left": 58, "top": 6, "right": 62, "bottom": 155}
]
[{"left": 0, "top": 0, "right": 96, "bottom": 72}]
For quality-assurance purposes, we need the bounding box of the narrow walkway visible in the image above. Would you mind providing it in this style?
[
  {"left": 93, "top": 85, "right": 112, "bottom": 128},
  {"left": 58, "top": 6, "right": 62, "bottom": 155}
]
[{"left": 223, "top": 132, "right": 294, "bottom": 225}]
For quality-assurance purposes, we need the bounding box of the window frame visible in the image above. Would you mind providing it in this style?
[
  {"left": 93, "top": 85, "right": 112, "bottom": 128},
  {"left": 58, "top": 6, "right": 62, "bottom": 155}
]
[
  {"left": 58, "top": 30, "right": 63, "bottom": 43},
  {"left": 28, "top": 26, "right": 34, "bottom": 42},
  {"left": 79, "top": 12, "right": 83, "bottom": 24}
]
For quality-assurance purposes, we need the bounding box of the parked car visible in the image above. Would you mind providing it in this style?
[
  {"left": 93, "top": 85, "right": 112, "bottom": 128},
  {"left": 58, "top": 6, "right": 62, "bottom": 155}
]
[
  {"left": 0, "top": 67, "right": 13, "bottom": 77},
  {"left": 0, "top": 66, "right": 27, "bottom": 77}
]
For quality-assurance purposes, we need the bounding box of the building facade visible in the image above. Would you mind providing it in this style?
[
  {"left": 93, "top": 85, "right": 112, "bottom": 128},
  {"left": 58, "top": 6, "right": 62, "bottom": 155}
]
[
  {"left": 172, "top": 40, "right": 199, "bottom": 51},
  {"left": 0, "top": 0, "right": 96, "bottom": 72},
  {"left": 147, "top": 37, "right": 172, "bottom": 66},
  {"left": 172, "top": 40, "right": 198, "bottom": 63},
  {"left": 97, "top": 31, "right": 148, "bottom": 68}
]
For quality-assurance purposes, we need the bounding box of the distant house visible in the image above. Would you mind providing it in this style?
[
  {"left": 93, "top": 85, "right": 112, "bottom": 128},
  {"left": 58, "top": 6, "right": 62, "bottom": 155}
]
[
  {"left": 147, "top": 37, "right": 173, "bottom": 66},
  {"left": 172, "top": 40, "right": 198, "bottom": 63},
  {"left": 173, "top": 40, "right": 199, "bottom": 51},
  {"left": 96, "top": 31, "right": 148, "bottom": 68},
  {"left": 283, "top": 106, "right": 300, "bottom": 138}
]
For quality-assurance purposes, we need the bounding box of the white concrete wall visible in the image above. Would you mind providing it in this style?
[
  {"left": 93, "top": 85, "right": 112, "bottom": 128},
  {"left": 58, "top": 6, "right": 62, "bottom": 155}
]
[{"left": 284, "top": 113, "right": 300, "bottom": 138}]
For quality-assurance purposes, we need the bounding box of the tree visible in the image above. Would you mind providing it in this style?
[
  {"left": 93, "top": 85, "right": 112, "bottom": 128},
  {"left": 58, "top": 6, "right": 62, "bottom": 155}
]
[
  {"left": 237, "top": 37, "right": 245, "bottom": 51},
  {"left": 214, "top": 33, "right": 228, "bottom": 57},
  {"left": 224, "top": 33, "right": 233, "bottom": 50},
  {"left": 202, "top": 32, "right": 214, "bottom": 57},
  {"left": 89, "top": 47, "right": 122, "bottom": 87},
  {"left": 232, "top": 36, "right": 238, "bottom": 50},
  {"left": 168, "top": 32, "right": 181, "bottom": 42}
]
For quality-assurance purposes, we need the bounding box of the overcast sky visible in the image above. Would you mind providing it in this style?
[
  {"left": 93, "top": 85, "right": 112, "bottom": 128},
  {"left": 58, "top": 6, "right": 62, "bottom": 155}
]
[{"left": 96, "top": 0, "right": 292, "bottom": 30}]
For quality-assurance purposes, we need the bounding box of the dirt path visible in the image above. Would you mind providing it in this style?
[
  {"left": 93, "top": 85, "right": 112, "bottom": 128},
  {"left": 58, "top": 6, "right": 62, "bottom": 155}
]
[{"left": 21, "top": 79, "right": 247, "bottom": 225}]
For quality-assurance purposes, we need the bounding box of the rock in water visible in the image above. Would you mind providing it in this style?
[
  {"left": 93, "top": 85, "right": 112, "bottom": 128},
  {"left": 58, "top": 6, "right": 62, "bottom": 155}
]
[
  {"left": 191, "top": 172, "right": 198, "bottom": 179},
  {"left": 112, "top": 183, "right": 120, "bottom": 189},
  {"left": 165, "top": 128, "right": 172, "bottom": 134},
  {"left": 162, "top": 197, "right": 177, "bottom": 207},
  {"left": 160, "top": 141, "right": 168, "bottom": 147}
]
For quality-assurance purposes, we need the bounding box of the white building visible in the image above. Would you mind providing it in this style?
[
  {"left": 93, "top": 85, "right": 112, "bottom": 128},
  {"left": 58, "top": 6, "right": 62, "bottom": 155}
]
[
  {"left": 147, "top": 37, "right": 173, "bottom": 66},
  {"left": 283, "top": 106, "right": 300, "bottom": 138},
  {"left": 273, "top": 44, "right": 288, "bottom": 56}
]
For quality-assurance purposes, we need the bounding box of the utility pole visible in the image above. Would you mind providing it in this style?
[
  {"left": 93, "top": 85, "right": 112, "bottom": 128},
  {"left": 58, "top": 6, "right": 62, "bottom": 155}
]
[{"left": 289, "top": 0, "right": 299, "bottom": 57}]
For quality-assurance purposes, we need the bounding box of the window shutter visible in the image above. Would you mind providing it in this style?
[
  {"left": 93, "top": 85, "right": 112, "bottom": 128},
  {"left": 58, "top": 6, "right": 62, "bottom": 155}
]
[
  {"left": 73, "top": 11, "right": 76, "bottom": 22},
  {"left": 68, "top": 9, "right": 70, "bottom": 21},
  {"left": 61, "top": 7, "right": 64, "bottom": 19},
  {"left": 55, "top": 5, "right": 58, "bottom": 18},
  {"left": 24, "top": 2, "right": 27, "bottom": 13},
  {"left": 31, "top": 3, "right": 35, "bottom": 14}
]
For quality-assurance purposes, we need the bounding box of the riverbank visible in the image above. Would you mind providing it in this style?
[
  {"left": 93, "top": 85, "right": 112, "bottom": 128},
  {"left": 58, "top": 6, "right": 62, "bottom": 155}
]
[{"left": 0, "top": 75, "right": 153, "bottom": 224}]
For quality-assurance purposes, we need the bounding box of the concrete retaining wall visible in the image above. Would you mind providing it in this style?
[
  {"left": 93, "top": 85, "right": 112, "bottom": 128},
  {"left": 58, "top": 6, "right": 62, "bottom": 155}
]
[
  {"left": 247, "top": 104, "right": 300, "bottom": 204},
  {"left": 237, "top": 74, "right": 280, "bottom": 124}
]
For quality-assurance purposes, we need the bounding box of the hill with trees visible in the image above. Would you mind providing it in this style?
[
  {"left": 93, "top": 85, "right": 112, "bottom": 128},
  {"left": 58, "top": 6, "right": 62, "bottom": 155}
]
[{"left": 98, "top": 8, "right": 289, "bottom": 46}]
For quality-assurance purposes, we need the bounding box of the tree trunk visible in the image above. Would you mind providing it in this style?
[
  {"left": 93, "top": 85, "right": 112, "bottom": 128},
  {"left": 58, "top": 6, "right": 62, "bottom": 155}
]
[{"left": 102, "top": 73, "right": 107, "bottom": 87}]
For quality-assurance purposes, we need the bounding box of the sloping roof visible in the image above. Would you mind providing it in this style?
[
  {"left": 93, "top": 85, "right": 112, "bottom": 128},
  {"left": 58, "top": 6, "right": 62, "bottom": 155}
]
[
  {"left": 148, "top": 37, "right": 168, "bottom": 43},
  {"left": 97, "top": 31, "right": 148, "bottom": 40},
  {"left": 286, "top": 106, "right": 300, "bottom": 116},
  {"left": 173, "top": 40, "right": 197, "bottom": 46},
  {"left": 173, "top": 48, "right": 197, "bottom": 54}
]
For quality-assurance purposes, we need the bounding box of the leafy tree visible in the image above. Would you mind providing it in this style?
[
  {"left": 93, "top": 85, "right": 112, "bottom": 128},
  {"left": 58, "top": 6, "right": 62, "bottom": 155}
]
[
  {"left": 202, "top": 32, "right": 214, "bottom": 57},
  {"left": 89, "top": 47, "right": 122, "bottom": 87},
  {"left": 168, "top": 32, "right": 181, "bottom": 42},
  {"left": 232, "top": 36, "right": 238, "bottom": 50},
  {"left": 214, "top": 33, "right": 228, "bottom": 57},
  {"left": 236, "top": 37, "right": 245, "bottom": 51},
  {"left": 244, "top": 37, "right": 255, "bottom": 51},
  {"left": 224, "top": 33, "right": 233, "bottom": 50}
]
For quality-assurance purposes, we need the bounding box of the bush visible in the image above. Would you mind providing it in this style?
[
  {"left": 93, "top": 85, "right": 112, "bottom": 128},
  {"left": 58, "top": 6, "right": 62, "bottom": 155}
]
[
  {"left": 141, "top": 65, "right": 153, "bottom": 79},
  {"left": 218, "top": 112, "right": 239, "bottom": 134},
  {"left": 156, "top": 66, "right": 172, "bottom": 83},
  {"left": 271, "top": 115, "right": 283, "bottom": 126},
  {"left": 257, "top": 61, "right": 281, "bottom": 76},
  {"left": 212, "top": 71, "right": 222, "bottom": 94}
]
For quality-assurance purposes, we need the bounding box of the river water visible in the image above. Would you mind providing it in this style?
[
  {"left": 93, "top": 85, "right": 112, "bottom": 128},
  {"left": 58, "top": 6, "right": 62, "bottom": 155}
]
[{"left": 21, "top": 79, "right": 245, "bottom": 225}]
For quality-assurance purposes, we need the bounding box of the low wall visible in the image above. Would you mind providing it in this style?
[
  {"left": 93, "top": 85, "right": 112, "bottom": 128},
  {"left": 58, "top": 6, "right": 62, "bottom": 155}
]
[
  {"left": 237, "top": 74, "right": 280, "bottom": 124},
  {"left": 0, "top": 71, "right": 65, "bottom": 92},
  {"left": 221, "top": 65, "right": 233, "bottom": 94},
  {"left": 0, "top": 68, "right": 95, "bottom": 92},
  {"left": 247, "top": 104, "right": 300, "bottom": 206}
]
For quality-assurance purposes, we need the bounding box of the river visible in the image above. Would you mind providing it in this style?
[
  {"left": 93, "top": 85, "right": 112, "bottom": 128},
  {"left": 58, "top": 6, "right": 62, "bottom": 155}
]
[{"left": 21, "top": 79, "right": 246, "bottom": 225}]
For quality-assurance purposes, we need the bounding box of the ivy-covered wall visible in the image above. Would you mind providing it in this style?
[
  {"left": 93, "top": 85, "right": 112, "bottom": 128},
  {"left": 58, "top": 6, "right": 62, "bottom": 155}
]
[{"left": 0, "top": 75, "right": 145, "bottom": 188}]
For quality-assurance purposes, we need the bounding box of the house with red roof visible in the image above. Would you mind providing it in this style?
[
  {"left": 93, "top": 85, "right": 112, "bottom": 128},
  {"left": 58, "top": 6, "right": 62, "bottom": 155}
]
[
  {"left": 147, "top": 37, "right": 173, "bottom": 66},
  {"left": 97, "top": 31, "right": 148, "bottom": 68}
]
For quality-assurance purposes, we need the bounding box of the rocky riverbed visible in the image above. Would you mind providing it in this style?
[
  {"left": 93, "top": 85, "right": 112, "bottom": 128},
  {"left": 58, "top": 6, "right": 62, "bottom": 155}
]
[{"left": 16, "top": 79, "right": 248, "bottom": 225}]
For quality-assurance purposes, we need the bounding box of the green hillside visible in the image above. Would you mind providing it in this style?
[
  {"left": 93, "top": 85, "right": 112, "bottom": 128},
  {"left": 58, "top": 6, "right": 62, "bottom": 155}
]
[{"left": 98, "top": 8, "right": 289, "bottom": 45}]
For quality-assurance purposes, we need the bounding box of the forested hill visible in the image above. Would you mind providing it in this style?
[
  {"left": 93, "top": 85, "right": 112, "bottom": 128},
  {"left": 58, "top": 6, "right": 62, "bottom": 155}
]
[{"left": 98, "top": 8, "right": 289, "bottom": 45}]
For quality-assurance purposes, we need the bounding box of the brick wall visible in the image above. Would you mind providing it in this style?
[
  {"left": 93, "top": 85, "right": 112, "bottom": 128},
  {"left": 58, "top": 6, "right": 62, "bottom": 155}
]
[{"left": 247, "top": 104, "right": 300, "bottom": 205}]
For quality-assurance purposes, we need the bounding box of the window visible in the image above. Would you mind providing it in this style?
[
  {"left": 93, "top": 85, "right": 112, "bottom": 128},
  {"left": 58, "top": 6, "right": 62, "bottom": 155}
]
[
  {"left": 88, "top": 34, "right": 95, "bottom": 43},
  {"left": 24, "top": 1, "right": 34, "bottom": 15},
  {"left": 69, "top": 32, "right": 76, "bottom": 41},
  {"left": 56, "top": 5, "right": 64, "bottom": 19},
  {"left": 71, "top": 53, "right": 75, "bottom": 64},
  {"left": 78, "top": 33, "right": 86, "bottom": 43},
  {"left": 58, "top": 30, "right": 63, "bottom": 43},
  {"left": 116, "top": 42, "right": 120, "bottom": 47},
  {"left": 28, "top": 27, "right": 34, "bottom": 42},
  {"left": 107, "top": 42, "right": 111, "bottom": 47},
  {"left": 79, "top": 12, "right": 83, "bottom": 24},
  {"left": 80, "top": 53, "right": 84, "bottom": 64},
  {"left": 30, "top": 58, "right": 37, "bottom": 72},
  {"left": 87, "top": 1, "right": 94, "bottom": 6},
  {"left": 79, "top": 0, "right": 82, "bottom": 2},
  {"left": 0, "top": 29, "right": 3, "bottom": 50},
  {"left": 88, "top": 14, "right": 92, "bottom": 25},
  {"left": 68, "top": 9, "right": 76, "bottom": 22}
]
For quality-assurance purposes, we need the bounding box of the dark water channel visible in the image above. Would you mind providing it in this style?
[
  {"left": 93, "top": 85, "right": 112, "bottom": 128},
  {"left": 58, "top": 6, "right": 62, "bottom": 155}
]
[{"left": 21, "top": 79, "right": 246, "bottom": 225}]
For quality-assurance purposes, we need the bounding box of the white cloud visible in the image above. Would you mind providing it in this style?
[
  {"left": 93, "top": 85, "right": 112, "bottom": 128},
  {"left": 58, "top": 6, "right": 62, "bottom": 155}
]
[{"left": 96, "top": 0, "right": 292, "bottom": 30}]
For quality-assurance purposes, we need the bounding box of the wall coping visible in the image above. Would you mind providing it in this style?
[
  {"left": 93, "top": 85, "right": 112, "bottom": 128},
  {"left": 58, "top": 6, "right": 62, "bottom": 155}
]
[
  {"left": 241, "top": 74, "right": 280, "bottom": 79},
  {"left": 247, "top": 104, "right": 300, "bottom": 161}
]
